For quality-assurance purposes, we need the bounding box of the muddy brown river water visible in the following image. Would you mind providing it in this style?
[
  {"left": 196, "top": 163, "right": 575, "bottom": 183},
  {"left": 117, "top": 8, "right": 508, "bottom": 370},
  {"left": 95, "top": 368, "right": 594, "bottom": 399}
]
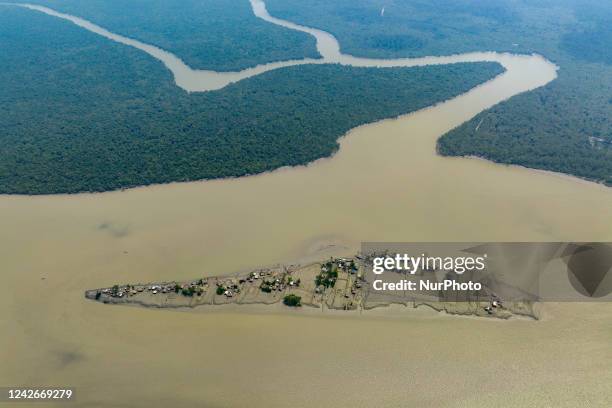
[{"left": 1, "top": 1, "right": 611, "bottom": 407}]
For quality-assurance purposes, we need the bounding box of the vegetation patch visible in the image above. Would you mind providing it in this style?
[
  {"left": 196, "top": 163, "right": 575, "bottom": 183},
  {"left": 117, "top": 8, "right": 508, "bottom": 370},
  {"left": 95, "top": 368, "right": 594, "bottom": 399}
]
[
  {"left": 283, "top": 294, "right": 301, "bottom": 307},
  {"left": 315, "top": 261, "right": 338, "bottom": 289}
]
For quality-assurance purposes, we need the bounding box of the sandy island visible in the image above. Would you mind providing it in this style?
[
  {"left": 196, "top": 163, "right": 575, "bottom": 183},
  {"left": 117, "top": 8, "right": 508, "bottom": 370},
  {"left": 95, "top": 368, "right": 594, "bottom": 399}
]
[{"left": 85, "top": 255, "right": 538, "bottom": 320}]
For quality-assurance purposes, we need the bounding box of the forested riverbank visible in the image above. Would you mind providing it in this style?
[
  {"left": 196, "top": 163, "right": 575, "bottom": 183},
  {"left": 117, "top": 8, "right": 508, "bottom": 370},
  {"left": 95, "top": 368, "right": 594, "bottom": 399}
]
[
  {"left": 0, "top": 6, "right": 503, "bottom": 194},
  {"left": 267, "top": 0, "right": 612, "bottom": 185},
  {"left": 27, "top": 0, "right": 319, "bottom": 71}
]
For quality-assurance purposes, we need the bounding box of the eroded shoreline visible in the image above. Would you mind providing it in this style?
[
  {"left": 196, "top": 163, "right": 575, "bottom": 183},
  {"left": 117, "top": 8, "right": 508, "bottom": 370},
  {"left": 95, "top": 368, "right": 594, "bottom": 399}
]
[{"left": 86, "top": 256, "right": 538, "bottom": 320}]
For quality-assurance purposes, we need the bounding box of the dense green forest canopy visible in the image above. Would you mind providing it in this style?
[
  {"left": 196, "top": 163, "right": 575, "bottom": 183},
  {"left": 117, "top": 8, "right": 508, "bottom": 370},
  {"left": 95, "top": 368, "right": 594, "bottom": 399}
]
[
  {"left": 267, "top": 0, "right": 612, "bottom": 185},
  {"left": 0, "top": 7, "right": 503, "bottom": 194},
  {"left": 561, "top": 4, "right": 612, "bottom": 65},
  {"left": 268, "top": 0, "right": 526, "bottom": 59},
  {"left": 27, "top": 0, "right": 319, "bottom": 71}
]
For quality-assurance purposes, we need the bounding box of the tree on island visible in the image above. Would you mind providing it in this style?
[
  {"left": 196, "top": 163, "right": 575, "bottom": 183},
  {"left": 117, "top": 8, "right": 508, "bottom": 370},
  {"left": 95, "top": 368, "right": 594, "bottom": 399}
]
[
  {"left": 181, "top": 287, "right": 195, "bottom": 297},
  {"left": 283, "top": 294, "right": 302, "bottom": 307}
]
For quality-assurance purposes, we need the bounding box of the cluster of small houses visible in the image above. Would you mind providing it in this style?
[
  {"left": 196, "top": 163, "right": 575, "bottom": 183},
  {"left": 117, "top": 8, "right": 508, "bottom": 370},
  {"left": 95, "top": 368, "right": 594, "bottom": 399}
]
[
  {"left": 336, "top": 258, "right": 358, "bottom": 273},
  {"left": 100, "top": 279, "right": 210, "bottom": 299},
  {"left": 484, "top": 297, "right": 503, "bottom": 314},
  {"left": 254, "top": 270, "right": 300, "bottom": 293},
  {"left": 98, "top": 267, "right": 304, "bottom": 300},
  {"left": 196, "top": 268, "right": 302, "bottom": 298},
  {"left": 315, "top": 257, "right": 362, "bottom": 294},
  {"left": 97, "top": 257, "right": 361, "bottom": 302},
  {"left": 90, "top": 256, "right": 515, "bottom": 318}
]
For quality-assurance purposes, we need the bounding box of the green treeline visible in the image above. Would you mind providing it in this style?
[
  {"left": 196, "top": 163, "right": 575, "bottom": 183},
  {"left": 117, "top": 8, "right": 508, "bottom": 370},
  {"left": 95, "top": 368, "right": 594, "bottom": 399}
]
[
  {"left": 28, "top": 0, "right": 320, "bottom": 71},
  {"left": 267, "top": 0, "right": 612, "bottom": 185},
  {"left": 0, "top": 8, "right": 503, "bottom": 194},
  {"left": 438, "top": 89, "right": 612, "bottom": 185},
  {"left": 267, "top": 0, "right": 523, "bottom": 59},
  {"left": 561, "top": 5, "right": 612, "bottom": 65}
]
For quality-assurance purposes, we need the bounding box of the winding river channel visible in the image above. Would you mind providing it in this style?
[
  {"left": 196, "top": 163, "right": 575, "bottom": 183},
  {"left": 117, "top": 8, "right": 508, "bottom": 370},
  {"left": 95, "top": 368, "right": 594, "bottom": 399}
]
[
  {"left": 11, "top": 0, "right": 555, "bottom": 92},
  {"left": 1, "top": 1, "right": 612, "bottom": 407}
]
